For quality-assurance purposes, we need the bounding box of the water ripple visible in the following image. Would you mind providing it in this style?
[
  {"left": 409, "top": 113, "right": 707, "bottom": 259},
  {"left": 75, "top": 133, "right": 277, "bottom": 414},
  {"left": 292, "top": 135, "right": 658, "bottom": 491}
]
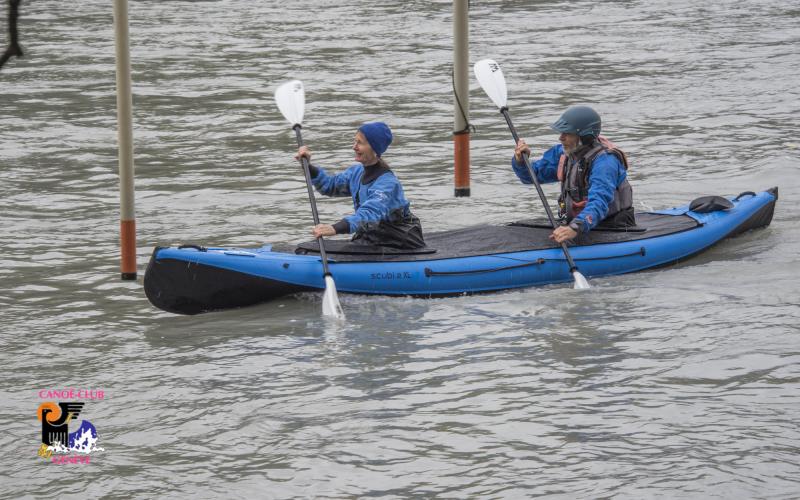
[{"left": 2, "top": 0, "right": 800, "bottom": 497}]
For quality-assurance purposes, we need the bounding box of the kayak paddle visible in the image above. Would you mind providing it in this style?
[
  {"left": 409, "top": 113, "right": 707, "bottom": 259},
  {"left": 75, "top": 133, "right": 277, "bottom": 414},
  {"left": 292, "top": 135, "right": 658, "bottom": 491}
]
[
  {"left": 474, "top": 59, "right": 590, "bottom": 289},
  {"left": 275, "top": 80, "right": 346, "bottom": 318}
]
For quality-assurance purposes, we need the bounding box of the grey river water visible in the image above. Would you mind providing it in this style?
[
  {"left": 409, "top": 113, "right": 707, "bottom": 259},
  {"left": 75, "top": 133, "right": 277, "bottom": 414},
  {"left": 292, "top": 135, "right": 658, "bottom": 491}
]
[{"left": 2, "top": 0, "right": 800, "bottom": 497}]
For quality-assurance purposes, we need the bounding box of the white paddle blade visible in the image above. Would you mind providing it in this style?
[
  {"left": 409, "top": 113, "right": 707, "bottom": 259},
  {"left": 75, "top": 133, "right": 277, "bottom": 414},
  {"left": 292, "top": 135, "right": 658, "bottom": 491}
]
[
  {"left": 275, "top": 80, "right": 305, "bottom": 126},
  {"left": 474, "top": 58, "right": 507, "bottom": 109},
  {"left": 322, "top": 275, "right": 345, "bottom": 319},
  {"left": 572, "top": 271, "right": 591, "bottom": 289}
]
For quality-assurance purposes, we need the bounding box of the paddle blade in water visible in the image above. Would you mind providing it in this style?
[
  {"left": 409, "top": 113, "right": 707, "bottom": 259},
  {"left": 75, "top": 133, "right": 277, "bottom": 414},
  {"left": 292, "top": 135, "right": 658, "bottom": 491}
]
[
  {"left": 474, "top": 59, "right": 507, "bottom": 109},
  {"left": 322, "top": 274, "right": 345, "bottom": 319},
  {"left": 572, "top": 271, "right": 591, "bottom": 289},
  {"left": 275, "top": 80, "right": 305, "bottom": 126}
]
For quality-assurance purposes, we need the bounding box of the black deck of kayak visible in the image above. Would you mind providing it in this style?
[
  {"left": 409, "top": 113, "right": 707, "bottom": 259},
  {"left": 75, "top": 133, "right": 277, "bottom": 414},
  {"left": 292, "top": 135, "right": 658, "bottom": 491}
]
[{"left": 290, "top": 212, "right": 700, "bottom": 262}]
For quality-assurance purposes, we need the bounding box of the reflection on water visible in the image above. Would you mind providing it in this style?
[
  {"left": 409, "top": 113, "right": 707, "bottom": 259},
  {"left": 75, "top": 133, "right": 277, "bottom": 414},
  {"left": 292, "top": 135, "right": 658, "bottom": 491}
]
[{"left": 2, "top": 0, "right": 800, "bottom": 496}]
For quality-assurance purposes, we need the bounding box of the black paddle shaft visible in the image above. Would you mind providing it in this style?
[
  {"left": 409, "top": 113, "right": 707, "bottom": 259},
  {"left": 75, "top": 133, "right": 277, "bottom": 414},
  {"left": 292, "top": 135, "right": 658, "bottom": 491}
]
[
  {"left": 293, "top": 124, "right": 332, "bottom": 276},
  {"left": 500, "top": 107, "right": 581, "bottom": 274}
]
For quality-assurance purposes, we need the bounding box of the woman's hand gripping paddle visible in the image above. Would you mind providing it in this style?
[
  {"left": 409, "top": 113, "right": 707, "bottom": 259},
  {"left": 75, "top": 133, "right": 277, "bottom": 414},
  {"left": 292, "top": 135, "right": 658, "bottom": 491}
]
[
  {"left": 473, "top": 59, "right": 590, "bottom": 289},
  {"left": 275, "top": 80, "right": 346, "bottom": 318}
]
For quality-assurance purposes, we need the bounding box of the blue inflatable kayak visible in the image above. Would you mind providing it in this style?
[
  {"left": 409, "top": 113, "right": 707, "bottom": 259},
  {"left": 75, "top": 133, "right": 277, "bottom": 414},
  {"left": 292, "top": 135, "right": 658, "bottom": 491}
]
[{"left": 144, "top": 188, "right": 777, "bottom": 314}]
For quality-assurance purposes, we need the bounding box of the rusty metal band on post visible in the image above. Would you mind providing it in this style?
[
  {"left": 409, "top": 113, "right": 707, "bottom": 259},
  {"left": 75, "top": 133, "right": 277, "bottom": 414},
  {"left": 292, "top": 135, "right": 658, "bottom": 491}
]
[
  {"left": 454, "top": 130, "right": 470, "bottom": 197},
  {"left": 120, "top": 219, "right": 137, "bottom": 279}
]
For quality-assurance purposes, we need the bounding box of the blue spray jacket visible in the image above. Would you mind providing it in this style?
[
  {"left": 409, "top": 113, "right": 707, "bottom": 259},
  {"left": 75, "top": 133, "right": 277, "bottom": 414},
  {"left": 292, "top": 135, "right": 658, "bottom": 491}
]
[
  {"left": 511, "top": 144, "right": 629, "bottom": 232},
  {"left": 311, "top": 163, "right": 413, "bottom": 234}
]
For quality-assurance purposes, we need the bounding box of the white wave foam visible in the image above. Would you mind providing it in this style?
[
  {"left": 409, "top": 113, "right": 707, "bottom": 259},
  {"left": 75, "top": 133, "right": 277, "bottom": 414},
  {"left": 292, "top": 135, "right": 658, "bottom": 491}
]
[{"left": 46, "top": 427, "right": 104, "bottom": 455}]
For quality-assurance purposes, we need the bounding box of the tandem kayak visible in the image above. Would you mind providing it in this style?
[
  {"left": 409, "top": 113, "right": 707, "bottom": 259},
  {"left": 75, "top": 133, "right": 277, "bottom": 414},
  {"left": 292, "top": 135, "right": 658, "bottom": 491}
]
[{"left": 144, "top": 187, "right": 777, "bottom": 315}]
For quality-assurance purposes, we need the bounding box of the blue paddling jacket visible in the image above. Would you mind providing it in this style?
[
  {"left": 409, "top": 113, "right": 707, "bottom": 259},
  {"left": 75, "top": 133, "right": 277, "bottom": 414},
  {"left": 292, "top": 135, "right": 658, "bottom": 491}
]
[
  {"left": 310, "top": 161, "right": 425, "bottom": 249},
  {"left": 511, "top": 142, "right": 632, "bottom": 232}
]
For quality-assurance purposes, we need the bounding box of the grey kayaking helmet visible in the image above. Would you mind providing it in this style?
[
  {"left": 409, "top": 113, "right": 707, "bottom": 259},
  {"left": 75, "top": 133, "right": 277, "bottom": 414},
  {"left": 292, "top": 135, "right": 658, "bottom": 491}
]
[{"left": 550, "top": 105, "right": 602, "bottom": 139}]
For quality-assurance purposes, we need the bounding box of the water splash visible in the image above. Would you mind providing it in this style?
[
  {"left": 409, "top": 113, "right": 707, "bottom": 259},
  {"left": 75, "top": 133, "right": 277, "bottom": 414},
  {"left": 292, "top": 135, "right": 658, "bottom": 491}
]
[{"left": 47, "top": 420, "right": 103, "bottom": 454}]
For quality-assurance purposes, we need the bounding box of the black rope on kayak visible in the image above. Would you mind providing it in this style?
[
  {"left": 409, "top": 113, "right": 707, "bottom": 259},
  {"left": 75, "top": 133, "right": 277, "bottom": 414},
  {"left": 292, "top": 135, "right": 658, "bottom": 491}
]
[
  {"left": 550, "top": 247, "right": 647, "bottom": 262},
  {"left": 425, "top": 258, "right": 545, "bottom": 277},
  {"left": 0, "top": 0, "right": 23, "bottom": 71},
  {"left": 426, "top": 246, "right": 648, "bottom": 277},
  {"left": 451, "top": 67, "right": 476, "bottom": 135}
]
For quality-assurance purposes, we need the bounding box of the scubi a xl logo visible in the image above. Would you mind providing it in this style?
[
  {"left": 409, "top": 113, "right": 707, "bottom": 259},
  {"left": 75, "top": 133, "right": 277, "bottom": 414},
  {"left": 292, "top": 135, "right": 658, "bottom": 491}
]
[{"left": 37, "top": 389, "right": 104, "bottom": 464}]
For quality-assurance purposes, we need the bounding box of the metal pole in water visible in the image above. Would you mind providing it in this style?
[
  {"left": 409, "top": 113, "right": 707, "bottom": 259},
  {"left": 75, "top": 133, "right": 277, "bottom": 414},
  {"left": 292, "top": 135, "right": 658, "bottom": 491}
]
[
  {"left": 112, "top": 0, "right": 137, "bottom": 280},
  {"left": 453, "top": 0, "right": 470, "bottom": 197}
]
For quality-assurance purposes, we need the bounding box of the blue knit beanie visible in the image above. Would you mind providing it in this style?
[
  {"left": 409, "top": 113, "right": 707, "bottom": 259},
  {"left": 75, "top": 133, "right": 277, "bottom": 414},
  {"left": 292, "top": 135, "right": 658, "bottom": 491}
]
[{"left": 358, "top": 122, "right": 393, "bottom": 157}]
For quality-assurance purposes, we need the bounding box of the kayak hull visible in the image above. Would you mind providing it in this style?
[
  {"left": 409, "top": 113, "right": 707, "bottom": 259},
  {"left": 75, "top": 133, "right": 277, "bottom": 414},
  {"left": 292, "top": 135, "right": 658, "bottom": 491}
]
[{"left": 144, "top": 188, "right": 777, "bottom": 314}]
